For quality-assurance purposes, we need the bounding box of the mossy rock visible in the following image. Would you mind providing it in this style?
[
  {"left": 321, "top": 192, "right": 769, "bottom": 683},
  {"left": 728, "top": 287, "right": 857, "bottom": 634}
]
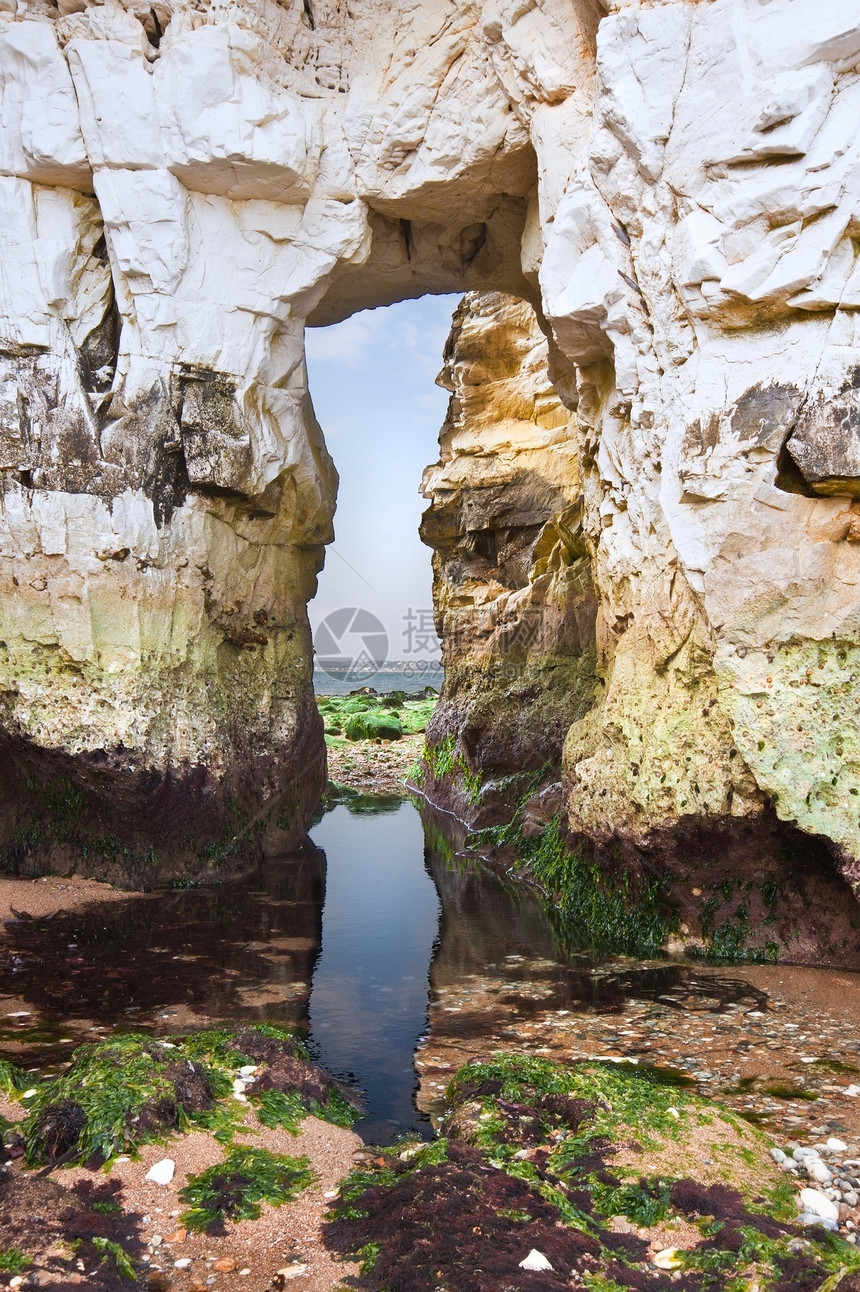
[
  {"left": 344, "top": 712, "right": 403, "bottom": 741},
  {"left": 340, "top": 696, "right": 380, "bottom": 715},
  {"left": 20, "top": 1025, "right": 359, "bottom": 1167}
]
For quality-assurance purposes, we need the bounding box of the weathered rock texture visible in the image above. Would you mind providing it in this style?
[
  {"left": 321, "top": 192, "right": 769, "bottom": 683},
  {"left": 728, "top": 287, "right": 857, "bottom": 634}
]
[
  {"left": 2, "top": 0, "right": 860, "bottom": 894},
  {"left": 420, "top": 292, "right": 597, "bottom": 794}
]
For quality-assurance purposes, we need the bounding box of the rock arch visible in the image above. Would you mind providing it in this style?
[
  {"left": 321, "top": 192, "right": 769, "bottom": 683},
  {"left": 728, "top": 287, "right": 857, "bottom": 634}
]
[{"left": 2, "top": 0, "right": 860, "bottom": 907}]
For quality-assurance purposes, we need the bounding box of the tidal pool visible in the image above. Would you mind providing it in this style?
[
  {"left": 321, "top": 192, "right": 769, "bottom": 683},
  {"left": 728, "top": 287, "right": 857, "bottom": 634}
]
[
  {"left": 307, "top": 798, "right": 440, "bottom": 1142},
  {"left": 3, "top": 797, "right": 860, "bottom": 1148}
]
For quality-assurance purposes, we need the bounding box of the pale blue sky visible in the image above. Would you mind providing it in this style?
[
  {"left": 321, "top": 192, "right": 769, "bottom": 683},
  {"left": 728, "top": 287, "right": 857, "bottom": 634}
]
[{"left": 304, "top": 294, "right": 460, "bottom": 662}]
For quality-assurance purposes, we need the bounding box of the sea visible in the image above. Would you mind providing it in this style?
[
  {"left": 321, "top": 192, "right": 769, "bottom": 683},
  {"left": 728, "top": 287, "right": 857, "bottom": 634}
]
[{"left": 313, "top": 660, "right": 444, "bottom": 697}]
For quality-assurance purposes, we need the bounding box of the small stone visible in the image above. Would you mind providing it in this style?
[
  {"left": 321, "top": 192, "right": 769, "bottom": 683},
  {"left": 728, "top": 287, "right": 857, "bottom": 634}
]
[
  {"left": 799, "top": 1188, "right": 840, "bottom": 1221},
  {"left": 146, "top": 1159, "right": 175, "bottom": 1185},
  {"left": 770, "top": 1148, "right": 787, "bottom": 1164},
  {"left": 653, "top": 1249, "right": 683, "bottom": 1270},
  {"left": 174, "top": 1258, "right": 192, "bottom": 1269},
  {"left": 239, "top": 1271, "right": 251, "bottom": 1277},
  {"left": 519, "top": 1249, "right": 553, "bottom": 1271},
  {"left": 167, "top": 1229, "right": 187, "bottom": 1243},
  {"left": 828, "top": 1137, "right": 848, "bottom": 1153},
  {"left": 213, "top": 1259, "right": 236, "bottom": 1273},
  {"left": 274, "top": 1265, "right": 309, "bottom": 1283},
  {"left": 809, "top": 1161, "right": 833, "bottom": 1185}
]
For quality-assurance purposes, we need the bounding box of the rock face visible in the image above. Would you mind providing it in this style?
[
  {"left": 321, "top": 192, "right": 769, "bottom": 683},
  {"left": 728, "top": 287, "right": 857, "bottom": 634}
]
[
  {"left": 420, "top": 292, "right": 597, "bottom": 796},
  {"left": 2, "top": 0, "right": 860, "bottom": 895}
]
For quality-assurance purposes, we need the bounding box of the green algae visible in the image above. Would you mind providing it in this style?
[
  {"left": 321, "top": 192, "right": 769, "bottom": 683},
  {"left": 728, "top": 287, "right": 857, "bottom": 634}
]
[
  {"left": 19, "top": 1025, "right": 359, "bottom": 1168},
  {"left": 324, "top": 1053, "right": 857, "bottom": 1292},
  {"left": 316, "top": 693, "right": 436, "bottom": 741},
  {"left": 92, "top": 1236, "right": 137, "bottom": 1280},
  {"left": 179, "top": 1146, "right": 315, "bottom": 1232},
  {"left": 0, "top": 1249, "right": 30, "bottom": 1274},
  {"left": 344, "top": 711, "right": 403, "bottom": 741}
]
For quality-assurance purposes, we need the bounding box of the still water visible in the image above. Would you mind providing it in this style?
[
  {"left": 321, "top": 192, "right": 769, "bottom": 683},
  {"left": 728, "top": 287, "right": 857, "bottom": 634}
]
[
  {"left": 0, "top": 798, "right": 773, "bottom": 1144},
  {"left": 308, "top": 801, "right": 439, "bottom": 1141}
]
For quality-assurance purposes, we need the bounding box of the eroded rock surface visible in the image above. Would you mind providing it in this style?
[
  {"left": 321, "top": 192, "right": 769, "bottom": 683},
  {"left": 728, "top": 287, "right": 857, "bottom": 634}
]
[
  {"left": 420, "top": 291, "right": 597, "bottom": 804},
  {"left": 1, "top": 0, "right": 860, "bottom": 892}
]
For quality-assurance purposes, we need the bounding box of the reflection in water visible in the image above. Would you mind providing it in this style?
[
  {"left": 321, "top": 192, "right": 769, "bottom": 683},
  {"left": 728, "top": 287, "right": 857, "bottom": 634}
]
[
  {"left": 308, "top": 799, "right": 440, "bottom": 1143},
  {"left": 0, "top": 798, "right": 773, "bottom": 1145},
  {"left": 0, "top": 847, "right": 326, "bottom": 1063}
]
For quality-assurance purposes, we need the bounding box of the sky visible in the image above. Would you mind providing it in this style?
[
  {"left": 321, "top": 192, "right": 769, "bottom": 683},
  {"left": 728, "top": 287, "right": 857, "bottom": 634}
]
[{"left": 304, "top": 293, "right": 460, "bottom": 665}]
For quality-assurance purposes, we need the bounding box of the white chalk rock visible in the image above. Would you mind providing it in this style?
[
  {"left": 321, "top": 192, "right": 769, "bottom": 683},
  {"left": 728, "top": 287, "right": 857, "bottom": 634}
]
[
  {"left": 799, "top": 1189, "right": 839, "bottom": 1222},
  {"left": 145, "top": 1159, "right": 175, "bottom": 1186},
  {"left": 519, "top": 1249, "right": 553, "bottom": 1271}
]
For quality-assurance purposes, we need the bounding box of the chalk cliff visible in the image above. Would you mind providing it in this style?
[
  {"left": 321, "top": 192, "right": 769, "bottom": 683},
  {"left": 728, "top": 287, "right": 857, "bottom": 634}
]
[{"left": 1, "top": 0, "right": 860, "bottom": 897}]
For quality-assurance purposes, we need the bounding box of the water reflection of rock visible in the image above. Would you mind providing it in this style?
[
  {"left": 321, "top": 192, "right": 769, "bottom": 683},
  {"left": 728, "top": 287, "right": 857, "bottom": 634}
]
[{"left": 0, "top": 844, "right": 326, "bottom": 1070}]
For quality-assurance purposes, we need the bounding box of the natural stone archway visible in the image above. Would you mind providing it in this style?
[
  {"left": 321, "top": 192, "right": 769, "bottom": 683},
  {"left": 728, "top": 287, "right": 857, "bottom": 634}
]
[{"left": 2, "top": 0, "right": 860, "bottom": 903}]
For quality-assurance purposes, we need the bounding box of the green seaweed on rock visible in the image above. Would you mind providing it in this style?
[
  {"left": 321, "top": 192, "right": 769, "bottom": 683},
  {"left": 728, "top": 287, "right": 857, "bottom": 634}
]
[
  {"left": 179, "top": 1146, "right": 315, "bottom": 1232},
  {"left": 520, "top": 818, "right": 676, "bottom": 957},
  {"left": 18, "top": 1025, "right": 360, "bottom": 1168},
  {"left": 324, "top": 1053, "right": 860, "bottom": 1292}
]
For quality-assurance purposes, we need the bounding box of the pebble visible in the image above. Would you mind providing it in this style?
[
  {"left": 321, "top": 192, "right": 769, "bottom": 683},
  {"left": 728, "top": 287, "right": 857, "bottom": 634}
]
[
  {"left": 274, "top": 1265, "right": 309, "bottom": 1283},
  {"left": 213, "top": 1259, "right": 236, "bottom": 1273},
  {"left": 146, "top": 1159, "right": 175, "bottom": 1185},
  {"left": 519, "top": 1250, "right": 553, "bottom": 1271},
  {"left": 652, "top": 1249, "right": 683, "bottom": 1270},
  {"left": 174, "top": 1258, "right": 191, "bottom": 1269},
  {"left": 799, "top": 1188, "right": 840, "bottom": 1221}
]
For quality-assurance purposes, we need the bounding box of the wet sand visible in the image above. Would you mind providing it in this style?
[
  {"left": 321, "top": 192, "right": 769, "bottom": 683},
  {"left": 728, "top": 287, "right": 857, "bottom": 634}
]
[{"left": 0, "top": 873, "right": 143, "bottom": 921}]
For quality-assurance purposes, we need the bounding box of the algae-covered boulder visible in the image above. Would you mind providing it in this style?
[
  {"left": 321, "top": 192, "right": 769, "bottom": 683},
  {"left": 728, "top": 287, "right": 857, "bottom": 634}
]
[
  {"left": 325, "top": 1054, "right": 860, "bottom": 1292},
  {"left": 20, "top": 1025, "right": 358, "bottom": 1167},
  {"left": 344, "top": 711, "right": 403, "bottom": 741}
]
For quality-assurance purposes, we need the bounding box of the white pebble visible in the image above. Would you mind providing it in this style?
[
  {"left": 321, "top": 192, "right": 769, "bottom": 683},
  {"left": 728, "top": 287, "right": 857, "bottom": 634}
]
[
  {"left": 145, "top": 1159, "right": 175, "bottom": 1185},
  {"left": 174, "top": 1258, "right": 191, "bottom": 1269},
  {"left": 519, "top": 1249, "right": 553, "bottom": 1271},
  {"left": 652, "top": 1249, "right": 683, "bottom": 1270},
  {"left": 809, "top": 1162, "right": 833, "bottom": 1185},
  {"left": 276, "top": 1267, "right": 308, "bottom": 1282},
  {"left": 828, "top": 1138, "right": 848, "bottom": 1153},
  {"left": 799, "top": 1188, "right": 840, "bottom": 1221}
]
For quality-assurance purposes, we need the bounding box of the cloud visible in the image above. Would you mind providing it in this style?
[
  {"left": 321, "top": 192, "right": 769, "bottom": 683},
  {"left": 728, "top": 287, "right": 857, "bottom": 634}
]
[{"left": 305, "top": 315, "right": 374, "bottom": 367}]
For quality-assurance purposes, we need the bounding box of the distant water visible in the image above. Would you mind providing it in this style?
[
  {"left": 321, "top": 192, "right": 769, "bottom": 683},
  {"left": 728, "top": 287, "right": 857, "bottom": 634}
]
[{"left": 314, "top": 661, "right": 444, "bottom": 697}]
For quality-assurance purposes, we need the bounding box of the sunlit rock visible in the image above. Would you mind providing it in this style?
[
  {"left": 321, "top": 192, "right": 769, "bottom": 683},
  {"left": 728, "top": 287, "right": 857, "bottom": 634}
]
[{"left": 0, "top": 0, "right": 859, "bottom": 896}]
